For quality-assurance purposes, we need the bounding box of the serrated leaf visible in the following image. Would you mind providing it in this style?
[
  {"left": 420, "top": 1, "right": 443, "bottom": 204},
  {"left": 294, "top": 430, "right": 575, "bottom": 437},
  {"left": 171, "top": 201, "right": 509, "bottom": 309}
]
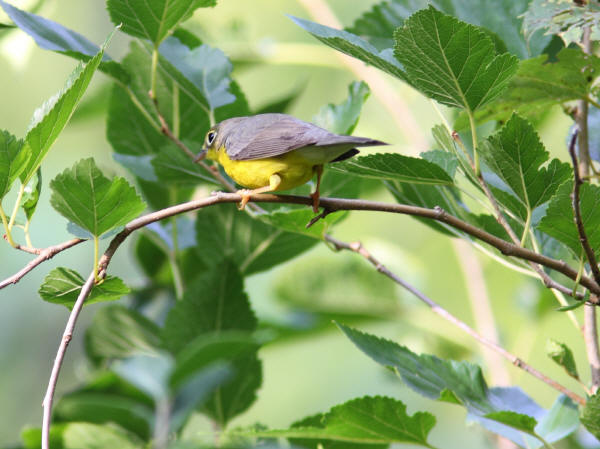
[
  {"left": 0, "top": 129, "right": 29, "bottom": 199},
  {"left": 20, "top": 33, "right": 111, "bottom": 185},
  {"left": 523, "top": 0, "right": 600, "bottom": 48},
  {"left": 394, "top": 6, "right": 518, "bottom": 111},
  {"left": 21, "top": 168, "right": 41, "bottom": 220},
  {"left": 106, "top": 0, "right": 216, "bottom": 45},
  {"left": 347, "top": 0, "right": 549, "bottom": 59},
  {"left": 39, "top": 267, "right": 130, "bottom": 308},
  {"left": 480, "top": 114, "right": 571, "bottom": 218},
  {"left": 459, "top": 49, "right": 600, "bottom": 128},
  {"left": 0, "top": 1, "right": 127, "bottom": 82},
  {"left": 84, "top": 305, "right": 161, "bottom": 365},
  {"left": 537, "top": 181, "right": 600, "bottom": 258},
  {"left": 546, "top": 339, "right": 579, "bottom": 380},
  {"left": 55, "top": 392, "right": 154, "bottom": 440},
  {"left": 50, "top": 158, "right": 145, "bottom": 238},
  {"left": 290, "top": 15, "right": 408, "bottom": 83},
  {"left": 158, "top": 37, "right": 234, "bottom": 110},
  {"left": 194, "top": 204, "right": 317, "bottom": 275},
  {"left": 62, "top": 423, "right": 142, "bottom": 449},
  {"left": 333, "top": 153, "right": 453, "bottom": 185},
  {"left": 580, "top": 394, "right": 600, "bottom": 441},
  {"left": 313, "top": 81, "right": 370, "bottom": 135},
  {"left": 262, "top": 396, "right": 435, "bottom": 446}
]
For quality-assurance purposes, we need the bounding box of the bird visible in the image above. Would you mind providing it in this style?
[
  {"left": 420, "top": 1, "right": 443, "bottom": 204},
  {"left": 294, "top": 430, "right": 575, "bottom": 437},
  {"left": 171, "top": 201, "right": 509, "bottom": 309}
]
[{"left": 198, "top": 113, "right": 387, "bottom": 212}]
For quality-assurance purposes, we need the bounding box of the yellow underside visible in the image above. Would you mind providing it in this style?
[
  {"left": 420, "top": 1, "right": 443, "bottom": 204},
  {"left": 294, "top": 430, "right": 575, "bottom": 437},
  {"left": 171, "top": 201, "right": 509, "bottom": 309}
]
[{"left": 208, "top": 146, "right": 316, "bottom": 191}]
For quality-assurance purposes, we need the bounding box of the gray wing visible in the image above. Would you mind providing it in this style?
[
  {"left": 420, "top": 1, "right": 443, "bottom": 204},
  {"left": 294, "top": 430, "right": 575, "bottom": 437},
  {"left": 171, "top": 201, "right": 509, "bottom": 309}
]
[{"left": 223, "top": 114, "right": 384, "bottom": 161}]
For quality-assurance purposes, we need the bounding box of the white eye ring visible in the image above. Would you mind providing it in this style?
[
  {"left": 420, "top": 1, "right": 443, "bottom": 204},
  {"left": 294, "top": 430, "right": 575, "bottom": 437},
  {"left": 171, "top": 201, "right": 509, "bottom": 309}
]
[{"left": 207, "top": 131, "right": 216, "bottom": 145}]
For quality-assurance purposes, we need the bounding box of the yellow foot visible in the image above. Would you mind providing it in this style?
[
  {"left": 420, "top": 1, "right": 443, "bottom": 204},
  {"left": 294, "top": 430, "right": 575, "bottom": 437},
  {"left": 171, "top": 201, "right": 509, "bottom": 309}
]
[{"left": 237, "top": 189, "right": 252, "bottom": 210}]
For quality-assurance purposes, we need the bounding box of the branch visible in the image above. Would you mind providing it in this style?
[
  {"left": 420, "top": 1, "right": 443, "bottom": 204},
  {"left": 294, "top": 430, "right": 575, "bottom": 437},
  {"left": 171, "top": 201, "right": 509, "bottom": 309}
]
[
  {"left": 324, "top": 234, "right": 587, "bottom": 406},
  {"left": 0, "top": 238, "right": 85, "bottom": 290}
]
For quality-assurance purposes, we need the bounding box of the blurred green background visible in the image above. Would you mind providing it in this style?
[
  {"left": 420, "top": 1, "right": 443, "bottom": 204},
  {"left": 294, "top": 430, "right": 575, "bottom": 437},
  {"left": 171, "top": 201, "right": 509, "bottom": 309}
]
[{"left": 0, "top": 0, "right": 587, "bottom": 447}]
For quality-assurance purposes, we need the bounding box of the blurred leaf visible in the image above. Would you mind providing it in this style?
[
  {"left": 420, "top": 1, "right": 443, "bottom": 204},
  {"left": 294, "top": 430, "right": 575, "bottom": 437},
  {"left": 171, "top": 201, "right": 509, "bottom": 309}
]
[
  {"left": 0, "top": 1, "right": 127, "bottom": 82},
  {"left": 134, "top": 233, "right": 170, "bottom": 281},
  {"left": 158, "top": 37, "right": 235, "bottom": 110},
  {"left": 194, "top": 204, "right": 318, "bottom": 275},
  {"left": 333, "top": 153, "right": 453, "bottom": 185},
  {"left": 480, "top": 114, "right": 571, "bottom": 218},
  {"left": 20, "top": 33, "right": 110, "bottom": 184},
  {"left": 113, "top": 154, "right": 157, "bottom": 181},
  {"left": 0, "top": 130, "right": 28, "bottom": 200},
  {"left": 39, "top": 268, "right": 129, "bottom": 308},
  {"left": 163, "top": 260, "right": 256, "bottom": 353},
  {"left": 313, "top": 81, "right": 370, "bottom": 135},
  {"left": 459, "top": 49, "right": 600, "bottom": 128},
  {"left": 581, "top": 394, "right": 600, "bottom": 441},
  {"left": 537, "top": 181, "right": 600, "bottom": 258},
  {"left": 62, "top": 422, "right": 142, "bottom": 449},
  {"left": 523, "top": 0, "right": 600, "bottom": 48},
  {"left": 85, "top": 305, "right": 161, "bottom": 364},
  {"left": 555, "top": 301, "right": 585, "bottom": 312},
  {"left": 152, "top": 141, "right": 215, "bottom": 186},
  {"left": 106, "top": 0, "right": 216, "bottom": 45},
  {"left": 21, "top": 168, "right": 41, "bottom": 220},
  {"left": 394, "top": 6, "right": 518, "bottom": 111},
  {"left": 21, "top": 424, "right": 66, "bottom": 449},
  {"left": 534, "top": 395, "right": 579, "bottom": 444},
  {"left": 55, "top": 392, "right": 153, "bottom": 440},
  {"left": 112, "top": 353, "right": 173, "bottom": 401},
  {"left": 255, "top": 87, "right": 303, "bottom": 115},
  {"left": 50, "top": 158, "right": 146, "bottom": 238},
  {"left": 546, "top": 340, "right": 579, "bottom": 380},
  {"left": 258, "top": 396, "right": 435, "bottom": 446},
  {"left": 290, "top": 15, "right": 408, "bottom": 82},
  {"left": 348, "top": 0, "right": 549, "bottom": 59},
  {"left": 337, "top": 324, "right": 552, "bottom": 444},
  {"left": 260, "top": 208, "right": 343, "bottom": 239},
  {"left": 163, "top": 260, "right": 261, "bottom": 425}
]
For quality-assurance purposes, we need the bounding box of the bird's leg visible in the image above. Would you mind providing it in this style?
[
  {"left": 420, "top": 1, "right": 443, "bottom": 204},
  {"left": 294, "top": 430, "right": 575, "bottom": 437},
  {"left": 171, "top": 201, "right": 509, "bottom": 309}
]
[
  {"left": 310, "top": 165, "right": 324, "bottom": 213},
  {"left": 237, "top": 174, "right": 282, "bottom": 210}
]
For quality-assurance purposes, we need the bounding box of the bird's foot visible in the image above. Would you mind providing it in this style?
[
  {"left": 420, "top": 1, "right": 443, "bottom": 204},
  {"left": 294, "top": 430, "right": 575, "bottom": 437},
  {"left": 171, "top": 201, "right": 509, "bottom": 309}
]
[{"left": 237, "top": 189, "right": 252, "bottom": 210}]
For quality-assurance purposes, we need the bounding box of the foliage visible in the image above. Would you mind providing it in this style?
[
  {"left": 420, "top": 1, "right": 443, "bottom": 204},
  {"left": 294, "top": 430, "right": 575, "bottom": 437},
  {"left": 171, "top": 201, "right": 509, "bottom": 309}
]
[{"left": 2, "top": 1, "right": 600, "bottom": 449}]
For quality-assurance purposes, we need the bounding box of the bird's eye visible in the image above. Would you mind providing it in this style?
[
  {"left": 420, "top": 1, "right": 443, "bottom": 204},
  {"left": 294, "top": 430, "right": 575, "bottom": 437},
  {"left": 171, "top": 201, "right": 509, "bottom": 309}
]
[{"left": 206, "top": 130, "right": 216, "bottom": 145}]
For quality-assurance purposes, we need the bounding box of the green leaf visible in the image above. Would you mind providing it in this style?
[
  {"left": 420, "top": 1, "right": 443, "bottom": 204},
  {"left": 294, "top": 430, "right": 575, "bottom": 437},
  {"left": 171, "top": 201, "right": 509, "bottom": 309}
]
[
  {"left": 39, "top": 267, "right": 130, "bottom": 308},
  {"left": 534, "top": 395, "right": 579, "bottom": 445},
  {"left": 555, "top": 301, "right": 585, "bottom": 312},
  {"left": 260, "top": 208, "right": 343, "bottom": 240},
  {"left": 581, "top": 393, "right": 600, "bottom": 441},
  {"left": 258, "top": 396, "right": 435, "bottom": 446},
  {"left": 0, "top": 1, "right": 127, "bottom": 82},
  {"left": 162, "top": 259, "right": 261, "bottom": 426},
  {"left": 394, "top": 6, "right": 518, "bottom": 111},
  {"left": 290, "top": 15, "right": 409, "bottom": 83},
  {"left": 0, "top": 130, "right": 28, "bottom": 200},
  {"left": 483, "top": 411, "right": 537, "bottom": 434},
  {"left": 21, "top": 168, "right": 41, "bottom": 220},
  {"left": 333, "top": 153, "right": 453, "bottom": 185},
  {"left": 537, "top": 181, "right": 600, "bottom": 258},
  {"left": 347, "top": 0, "right": 549, "bottom": 59},
  {"left": 420, "top": 150, "right": 459, "bottom": 179},
  {"left": 55, "top": 392, "right": 153, "bottom": 440},
  {"left": 194, "top": 204, "right": 318, "bottom": 275},
  {"left": 480, "top": 114, "right": 571, "bottom": 218},
  {"left": 460, "top": 49, "right": 600, "bottom": 128},
  {"left": 21, "top": 425, "right": 66, "bottom": 449},
  {"left": 337, "top": 323, "right": 546, "bottom": 442},
  {"left": 20, "top": 33, "right": 110, "bottom": 185},
  {"left": 313, "top": 81, "right": 370, "bottom": 135},
  {"left": 84, "top": 305, "right": 161, "bottom": 365},
  {"left": 107, "top": 0, "right": 216, "bottom": 44},
  {"left": 50, "top": 158, "right": 146, "bottom": 238},
  {"left": 152, "top": 141, "right": 215, "bottom": 186},
  {"left": 62, "top": 423, "right": 143, "bottom": 449},
  {"left": 112, "top": 353, "right": 173, "bottom": 400},
  {"left": 546, "top": 340, "right": 579, "bottom": 380},
  {"left": 523, "top": 0, "right": 600, "bottom": 48},
  {"left": 158, "top": 37, "right": 235, "bottom": 110}
]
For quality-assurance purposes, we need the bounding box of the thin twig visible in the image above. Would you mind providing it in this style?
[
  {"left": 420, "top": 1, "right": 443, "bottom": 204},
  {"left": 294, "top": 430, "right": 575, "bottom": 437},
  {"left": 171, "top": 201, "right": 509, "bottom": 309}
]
[
  {"left": 0, "top": 238, "right": 85, "bottom": 290},
  {"left": 324, "top": 235, "right": 587, "bottom": 406}
]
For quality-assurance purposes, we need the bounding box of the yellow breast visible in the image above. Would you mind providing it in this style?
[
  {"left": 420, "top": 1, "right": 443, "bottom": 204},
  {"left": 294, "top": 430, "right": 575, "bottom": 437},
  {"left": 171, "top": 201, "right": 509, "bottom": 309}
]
[{"left": 208, "top": 146, "right": 316, "bottom": 191}]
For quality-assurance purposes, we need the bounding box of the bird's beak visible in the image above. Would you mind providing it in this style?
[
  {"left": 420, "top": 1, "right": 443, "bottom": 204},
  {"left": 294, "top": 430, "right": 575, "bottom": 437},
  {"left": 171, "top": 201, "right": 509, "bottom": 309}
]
[{"left": 194, "top": 149, "right": 207, "bottom": 162}]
